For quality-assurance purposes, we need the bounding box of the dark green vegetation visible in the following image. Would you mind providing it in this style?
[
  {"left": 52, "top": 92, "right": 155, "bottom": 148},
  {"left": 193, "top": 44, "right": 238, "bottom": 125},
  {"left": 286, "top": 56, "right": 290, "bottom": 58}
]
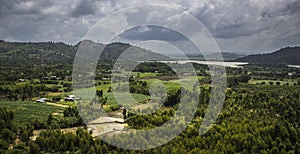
[
  {"left": 236, "top": 46, "right": 300, "bottom": 64},
  {"left": 0, "top": 40, "right": 168, "bottom": 67},
  {"left": 0, "top": 40, "right": 76, "bottom": 66},
  {"left": 0, "top": 106, "right": 85, "bottom": 153},
  {"left": 2, "top": 83, "right": 300, "bottom": 153},
  {"left": 1, "top": 40, "right": 300, "bottom": 153},
  {"left": 1, "top": 62, "right": 300, "bottom": 153}
]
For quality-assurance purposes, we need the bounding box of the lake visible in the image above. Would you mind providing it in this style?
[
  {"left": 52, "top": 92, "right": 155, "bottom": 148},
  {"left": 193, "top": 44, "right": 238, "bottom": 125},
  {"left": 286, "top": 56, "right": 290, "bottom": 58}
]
[
  {"left": 288, "top": 65, "right": 300, "bottom": 69},
  {"left": 156, "top": 60, "right": 248, "bottom": 68}
]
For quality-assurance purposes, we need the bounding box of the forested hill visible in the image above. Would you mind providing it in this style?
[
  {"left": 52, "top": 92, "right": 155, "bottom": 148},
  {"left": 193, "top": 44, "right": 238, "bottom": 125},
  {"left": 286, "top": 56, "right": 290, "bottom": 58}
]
[
  {"left": 0, "top": 40, "right": 76, "bottom": 66},
  {"left": 0, "top": 40, "right": 169, "bottom": 67},
  {"left": 235, "top": 47, "right": 300, "bottom": 65}
]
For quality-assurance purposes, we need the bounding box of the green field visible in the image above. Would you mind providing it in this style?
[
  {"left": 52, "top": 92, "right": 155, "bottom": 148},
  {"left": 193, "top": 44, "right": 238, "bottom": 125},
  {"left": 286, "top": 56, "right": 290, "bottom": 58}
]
[
  {"left": 104, "top": 92, "right": 150, "bottom": 105},
  {"left": 0, "top": 101, "right": 63, "bottom": 127},
  {"left": 131, "top": 72, "right": 158, "bottom": 78},
  {"left": 142, "top": 77, "right": 200, "bottom": 91}
]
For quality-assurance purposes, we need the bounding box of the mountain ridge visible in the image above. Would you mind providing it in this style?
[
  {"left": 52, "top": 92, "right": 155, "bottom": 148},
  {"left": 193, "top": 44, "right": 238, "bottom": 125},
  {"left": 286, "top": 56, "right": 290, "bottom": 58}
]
[
  {"left": 173, "top": 52, "right": 246, "bottom": 61},
  {"left": 0, "top": 40, "right": 170, "bottom": 67},
  {"left": 235, "top": 46, "right": 300, "bottom": 65}
]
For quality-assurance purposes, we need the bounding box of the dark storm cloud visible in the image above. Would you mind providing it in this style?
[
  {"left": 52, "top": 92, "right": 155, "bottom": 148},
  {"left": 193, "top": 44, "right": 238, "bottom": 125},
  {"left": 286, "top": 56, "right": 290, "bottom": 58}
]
[
  {"left": 120, "top": 26, "right": 186, "bottom": 41},
  {"left": 115, "top": 0, "right": 300, "bottom": 43},
  {"left": 190, "top": 0, "right": 300, "bottom": 40},
  {"left": 283, "top": 0, "right": 300, "bottom": 14},
  {"left": 211, "top": 22, "right": 266, "bottom": 39},
  {"left": 70, "top": 0, "right": 98, "bottom": 17},
  {"left": 0, "top": 0, "right": 54, "bottom": 16},
  {"left": 0, "top": 0, "right": 96, "bottom": 44},
  {"left": 0, "top": 0, "right": 299, "bottom": 52}
]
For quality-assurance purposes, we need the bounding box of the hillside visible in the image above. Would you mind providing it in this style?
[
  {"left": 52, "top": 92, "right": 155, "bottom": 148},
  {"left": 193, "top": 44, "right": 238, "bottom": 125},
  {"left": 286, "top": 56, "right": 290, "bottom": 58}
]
[
  {"left": 236, "top": 47, "right": 300, "bottom": 65},
  {"left": 0, "top": 40, "right": 76, "bottom": 66},
  {"left": 0, "top": 40, "right": 169, "bottom": 67}
]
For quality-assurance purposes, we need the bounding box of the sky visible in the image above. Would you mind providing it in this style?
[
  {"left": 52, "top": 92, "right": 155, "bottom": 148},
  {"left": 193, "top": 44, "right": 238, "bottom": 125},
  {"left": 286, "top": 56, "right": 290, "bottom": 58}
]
[{"left": 0, "top": 0, "right": 299, "bottom": 54}]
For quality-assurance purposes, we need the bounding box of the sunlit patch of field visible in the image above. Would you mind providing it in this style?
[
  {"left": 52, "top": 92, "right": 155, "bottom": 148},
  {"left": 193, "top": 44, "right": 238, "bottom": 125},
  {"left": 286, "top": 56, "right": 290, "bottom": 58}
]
[
  {"left": 47, "top": 92, "right": 64, "bottom": 96},
  {"left": 131, "top": 72, "right": 158, "bottom": 78}
]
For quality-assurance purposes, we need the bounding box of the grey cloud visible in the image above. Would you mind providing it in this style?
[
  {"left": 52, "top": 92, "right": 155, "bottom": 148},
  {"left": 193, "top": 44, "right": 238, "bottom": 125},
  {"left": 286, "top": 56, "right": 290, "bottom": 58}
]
[
  {"left": 0, "top": 12, "right": 89, "bottom": 44},
  {"left": 120, "top": 1, "right": 286, "bottom": 40},
  {"left": 192, "top": 0, "right": 300, "bottom": 40},
  {"left": 119, "top": 26, "right": 187, "bottom": 41},
  {"left": 70, "top": 0, "right": 98, "bottom": 17},
  {"left": 0, "top": 0, "right": 95, "bottom": 44},
  {"left": 285, "top": 0, "right": 300, "bottom": 14},
  {"left": 212, "top": 22, "right": 267, "bottom": 39},
  {"left": 0, "top": 0, "right": 54, "bottom": 16},
  {"left": 0, "top": 0, "right": 299, "bottom": 53}
]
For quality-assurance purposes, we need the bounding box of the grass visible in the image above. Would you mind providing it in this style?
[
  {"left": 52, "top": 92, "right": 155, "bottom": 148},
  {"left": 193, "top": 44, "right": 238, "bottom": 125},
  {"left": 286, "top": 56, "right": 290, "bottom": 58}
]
[
  {"left": 131, "top": 72, "right": 157, "bottom": 78},
  {"left": 57, "top": 101, "right": 76, "bottom": 107},
  {"left": 47, "top": 92, "right": 64, "bottom": 97},
  {"left": 96, "top": 83, "right": 114, "bottom": 92},
  {"left": 142, "top": 76, "right": 199, "bottom": 91},
  {"left": 104, "top": 92, "right": 150, "bottom": 106},
  {"left": 143, "top": 79, "right": 181, "bottom": 91},
  {"left": 197, "top": 76, "right": 206, "bottom": 80},
  {"left": 0, "top": 101, "right": 64, "bottom": 127}
]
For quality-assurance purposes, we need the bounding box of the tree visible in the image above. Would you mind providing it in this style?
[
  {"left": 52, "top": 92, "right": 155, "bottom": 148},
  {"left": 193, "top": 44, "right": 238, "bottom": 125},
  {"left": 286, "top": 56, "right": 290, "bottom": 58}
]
[
  {"left": 0, "top": 139, "right": 9, "bottom": 150},
  {"left": 99, "top": 97, "right": 107, "bottom": 108},
  {"left": 96, "top": 89, "right": 103, "bottom": 98},
  {"left": 19, "top": 125, "right": 33, "bottom": 142},
  {"left": 165, "top": 89, "right": 180, "bottom": 107},
  {"left": 1, "top": 128, "right": 15, "bottom": 143},
  {"left": 270, "top": 147, "right": 279, "bottom": 154},
  {"left": 47, "top": 114, "right": 54, "bottom": 125},
  {"left": 87, "top": 146, "right": 95, "bottom": 154},
  {"left": 123, "top": 108, "right": 127, "bottom": 120},
  {"left": 239, "top": 75, "right": 251, "bottom": 83},
  {"left": 29, "top": 142, "right": 40, "bottom": 154},
  {"left": 52, "top": 96, "right": 61, "bottom": 102},
  {"left": 107, "top": 87, "right": 112, "bottom": 93},
  {"left": 295, "top": 142, "right": 300, "bottom": 154}
]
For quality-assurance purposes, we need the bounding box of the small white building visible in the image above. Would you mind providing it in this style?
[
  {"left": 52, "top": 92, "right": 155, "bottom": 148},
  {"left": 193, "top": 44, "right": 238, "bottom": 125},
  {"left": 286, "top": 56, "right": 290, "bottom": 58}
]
[{"left": 36, "top": 98, "right": 47, "bottom": 103}]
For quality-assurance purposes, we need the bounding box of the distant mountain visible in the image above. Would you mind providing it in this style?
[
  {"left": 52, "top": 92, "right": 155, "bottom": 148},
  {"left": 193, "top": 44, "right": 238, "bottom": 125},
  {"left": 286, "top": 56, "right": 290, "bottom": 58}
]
[
  {"left": 236, "top": 47, "right": 300, "bottom": 65},
  {"left": 0, "top": 40, "right": 169, "bottom": 67},
  {"left": 184, "top": 52, "right": 245, "bottom": 61}
]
